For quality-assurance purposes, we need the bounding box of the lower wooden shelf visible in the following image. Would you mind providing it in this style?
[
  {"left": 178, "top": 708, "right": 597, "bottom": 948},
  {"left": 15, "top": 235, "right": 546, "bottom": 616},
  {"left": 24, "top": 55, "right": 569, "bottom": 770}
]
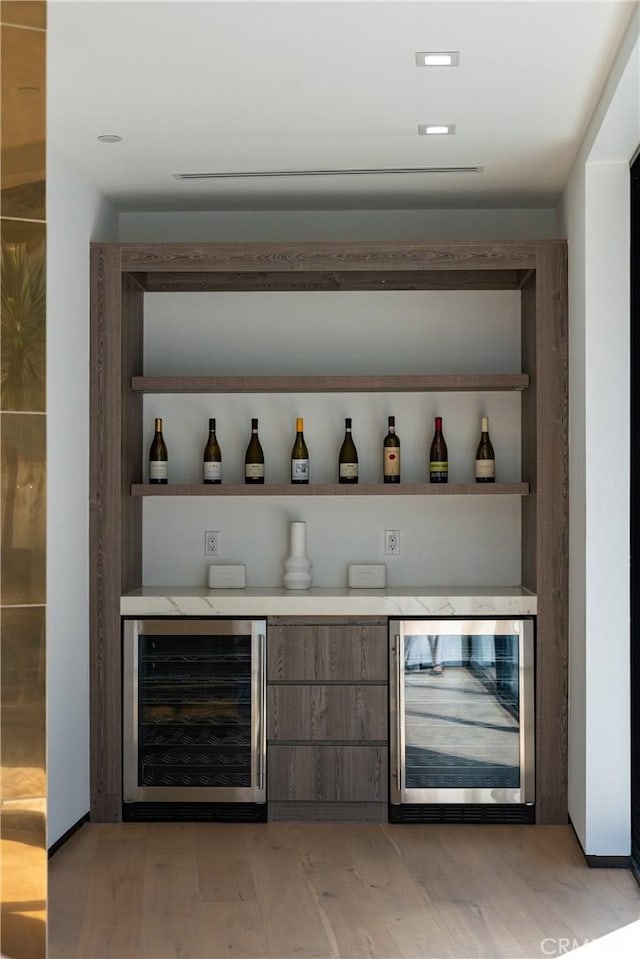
[{"left": 131, "top": 482, "right": 529, "bottom": 497}]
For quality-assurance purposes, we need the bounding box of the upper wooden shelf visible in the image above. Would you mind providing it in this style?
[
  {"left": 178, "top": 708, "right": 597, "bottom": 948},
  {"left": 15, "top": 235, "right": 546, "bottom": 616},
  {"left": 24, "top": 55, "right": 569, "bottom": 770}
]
[
  {"left": 131, "top": 482, "right": 529, "bottom": 497},
  {"left": 131, "top": 373, "right": 529, "bottom": 394}
]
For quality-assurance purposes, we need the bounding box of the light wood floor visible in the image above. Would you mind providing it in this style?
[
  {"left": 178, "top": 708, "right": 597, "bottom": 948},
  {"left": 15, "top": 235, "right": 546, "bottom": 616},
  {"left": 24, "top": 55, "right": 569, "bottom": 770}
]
[{"left": 48, "top": 822, "right": 640, "bottom": 959}]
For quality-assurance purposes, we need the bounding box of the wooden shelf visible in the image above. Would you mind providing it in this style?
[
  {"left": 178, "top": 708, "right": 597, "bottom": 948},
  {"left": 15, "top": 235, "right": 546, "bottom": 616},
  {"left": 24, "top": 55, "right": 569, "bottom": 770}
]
[
  {"left": 131, "top": 482, "right": 530, "bottom": 497},
  {"left": 131, "top": 373, "right": 529, "bottom": 393}
]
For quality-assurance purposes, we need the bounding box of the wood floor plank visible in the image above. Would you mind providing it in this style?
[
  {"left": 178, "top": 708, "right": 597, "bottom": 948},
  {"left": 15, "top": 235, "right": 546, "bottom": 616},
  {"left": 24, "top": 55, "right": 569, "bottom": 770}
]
[
  {"left": 193, "top": 824, "right": 257, "bottom": 903},
  {"left": 47, "top": 822, "right": 640, "bottom": 959},
  {"left": 245, "top": 825, "right": 336, "bottom": 958},
  {"left": 74, "top": 832, "right": 146, "bottom": 958},
  {"left": 140, "top": 851, "right": 203, "bottom": 959}
]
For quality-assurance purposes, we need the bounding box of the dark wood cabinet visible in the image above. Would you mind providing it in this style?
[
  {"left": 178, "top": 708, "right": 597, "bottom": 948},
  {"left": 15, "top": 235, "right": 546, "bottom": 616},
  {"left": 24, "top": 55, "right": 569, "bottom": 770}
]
[
  {"left": 267, "top": 617, "right": 388, "bottom": 819},
  {"left": 267, "top": 685, "right": 388, "bottom": 742},
  {"left": 268, "top": 621, "right": 387, "bottom": 682},
  {"left": 268, "top": 745, "right": 387, "bottom": 802}
]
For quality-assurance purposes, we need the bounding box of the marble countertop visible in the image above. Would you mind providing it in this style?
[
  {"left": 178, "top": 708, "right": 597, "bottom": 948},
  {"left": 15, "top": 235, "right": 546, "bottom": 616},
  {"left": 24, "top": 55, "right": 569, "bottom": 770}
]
[{"left": 121, "top": 586, "right": 537, "bottom": 617}]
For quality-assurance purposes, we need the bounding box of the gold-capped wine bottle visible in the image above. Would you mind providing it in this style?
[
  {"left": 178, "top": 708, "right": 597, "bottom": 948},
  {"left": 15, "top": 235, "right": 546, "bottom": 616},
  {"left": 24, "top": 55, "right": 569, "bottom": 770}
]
[
  {"left": 383, "top": 415, "right": 400, "bottom": 483},
  {"left": 429, "top": 416, "right": 448, "bottom": 484},
  {"left": 203, "top": 417, "right": 222, "bottom": 484},
  {"left": 291, "top": 417, "right": 309, "bottom": 484},
  {"left": 244, "top": 418, "right": 265, "bottom": 484},
  {"left": 149, "top": 417, "right": 168, "bottom": 484},
  {"left": 338, "top": 417, "right": 358, "bottom": 484},
  {"left": 475, "top": 415, "right": 495, "bottom": 483}
]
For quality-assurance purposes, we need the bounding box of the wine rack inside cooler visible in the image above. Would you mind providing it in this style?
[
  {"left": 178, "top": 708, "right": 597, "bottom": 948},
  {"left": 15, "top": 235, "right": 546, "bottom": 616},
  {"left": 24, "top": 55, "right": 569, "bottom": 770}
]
[
  {"left": 123, "top": 619, "right": 266, "bottom": 817},
  {"left": 139, "top": 633, "right": 252, "bottom": 787}
]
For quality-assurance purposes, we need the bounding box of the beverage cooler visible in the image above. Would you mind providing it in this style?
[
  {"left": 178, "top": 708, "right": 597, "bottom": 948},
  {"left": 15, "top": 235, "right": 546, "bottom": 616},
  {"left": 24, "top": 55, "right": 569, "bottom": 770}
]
[
  {"left": 389, "top": 618, "right": 535, "bottom": 823},
  {"left": 122, "top": 619, "right": 266, "bottom": 821}
]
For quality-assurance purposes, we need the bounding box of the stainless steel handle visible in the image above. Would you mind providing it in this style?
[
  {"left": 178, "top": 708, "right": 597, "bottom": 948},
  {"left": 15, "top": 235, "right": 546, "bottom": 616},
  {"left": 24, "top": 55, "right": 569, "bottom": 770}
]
[
  {"left": 394, "top": 635, "right": 403, "bottom": 792},
  {"left": 258, "top": 633, "right": 266, "bottom": 792}
]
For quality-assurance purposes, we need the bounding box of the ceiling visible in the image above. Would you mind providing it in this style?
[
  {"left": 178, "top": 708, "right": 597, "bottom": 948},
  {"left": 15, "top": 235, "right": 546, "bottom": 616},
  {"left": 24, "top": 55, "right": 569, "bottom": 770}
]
[{"left": 47, "top": 0, "right": 637, "bottom": 211}]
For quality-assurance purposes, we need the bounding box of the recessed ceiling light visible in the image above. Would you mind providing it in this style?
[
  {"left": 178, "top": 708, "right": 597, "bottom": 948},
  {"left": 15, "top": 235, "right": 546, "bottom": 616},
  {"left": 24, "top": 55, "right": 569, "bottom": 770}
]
[
  {"left": 418, "top": 124, "right": 456, "bottom": 136},
  {"left": 97, "top": 134, "right": 123, "bottom": 143},
  {"left": 415, "top": 51, "right": 460, "bottom": 67}
]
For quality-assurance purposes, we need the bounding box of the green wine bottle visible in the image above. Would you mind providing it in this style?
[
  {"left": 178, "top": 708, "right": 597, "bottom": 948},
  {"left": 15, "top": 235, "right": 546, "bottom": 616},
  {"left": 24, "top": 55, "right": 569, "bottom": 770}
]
[
  {"left": 291, "top": 417, "right": 309, "bottom": 484},
  {"left": 244, "top": 418, "right": 265, "bottom": 484},
  {"left": 203, "top": 418, "right": 222, "bottom": 484},
  {"left": 339, "top": 418, "right": 358, "bottom": 484}
]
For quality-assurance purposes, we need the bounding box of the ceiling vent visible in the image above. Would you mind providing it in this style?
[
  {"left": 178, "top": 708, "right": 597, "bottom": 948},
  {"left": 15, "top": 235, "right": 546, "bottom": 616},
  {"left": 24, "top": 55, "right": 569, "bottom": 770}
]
[{"left": 173, "top": 166, "right": 484, "bottom": 180}]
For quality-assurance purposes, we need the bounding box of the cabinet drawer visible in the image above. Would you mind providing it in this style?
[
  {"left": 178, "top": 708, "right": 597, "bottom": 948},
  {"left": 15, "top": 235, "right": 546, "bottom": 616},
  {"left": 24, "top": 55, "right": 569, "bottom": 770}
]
[
  {"left": 267, "top": 685, "right": 387, "bottom": 741},
  {"left": 268, "top": 745, "right": 387, "bottom": 801},
  {"left": 268, "top": 623, "right": 387, "bottom": 682}
]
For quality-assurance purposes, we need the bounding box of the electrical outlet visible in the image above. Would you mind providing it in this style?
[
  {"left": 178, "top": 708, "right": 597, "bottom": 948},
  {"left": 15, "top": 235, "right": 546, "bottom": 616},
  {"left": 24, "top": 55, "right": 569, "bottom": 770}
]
[
  {"left": 385, "top": 529, "right": 401, "bottom": 556},
  {"left": 204, "top": 531, "right": 220, "bottom": 556}
]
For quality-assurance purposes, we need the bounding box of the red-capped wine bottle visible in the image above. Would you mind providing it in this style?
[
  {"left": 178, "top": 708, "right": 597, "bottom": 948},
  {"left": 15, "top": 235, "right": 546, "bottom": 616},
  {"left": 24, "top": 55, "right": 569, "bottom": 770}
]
[
  {"left": 149, "top": 417, "right": 168, "bottom": 484},
  {"left": 383, "top": 415, "right": 400, "bottom": 483}
]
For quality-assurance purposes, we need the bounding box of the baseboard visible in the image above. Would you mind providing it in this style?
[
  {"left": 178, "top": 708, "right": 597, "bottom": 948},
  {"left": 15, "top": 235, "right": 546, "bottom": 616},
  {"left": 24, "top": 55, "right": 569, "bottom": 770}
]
[
  {"left": 568, "top": 816, "right": 631, "bottom": 869},
  {"left": 48, "top": 812, "right": 90, "bottom": 859},
  {"left": 585, "top": 855, "right": 631, "bottom": 869}
]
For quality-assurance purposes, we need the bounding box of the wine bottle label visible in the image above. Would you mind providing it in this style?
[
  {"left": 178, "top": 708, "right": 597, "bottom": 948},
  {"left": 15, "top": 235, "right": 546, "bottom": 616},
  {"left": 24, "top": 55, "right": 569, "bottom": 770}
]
[
  {"left": 475, "top": 459, "right": 495, "bottom": 479},
  {"left": 429, "top": 461, "right": 448, "bottom": 473},
  {"left": 149, "top": 461, "right": 168, "bottom": 480},
  {"left": 204, "top": 461, "right": 222, "bottom": 481},
  {"left": 245, "top": 463, "right": 265, "bottom": 479},
  {"left": 384, "top": 449, "right": 400, "bottom": 476},
  {"left": 291, "top": 459, "right": 309, "bottom": 481},
  {"left": 339, "top": 463, "right": 358, "bottom": 479}
]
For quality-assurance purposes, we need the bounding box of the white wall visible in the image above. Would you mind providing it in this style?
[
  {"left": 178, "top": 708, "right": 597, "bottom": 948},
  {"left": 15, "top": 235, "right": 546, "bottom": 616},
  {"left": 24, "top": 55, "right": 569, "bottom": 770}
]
[
  {"left": 141, "top": 290, "right": 522, "bottom": 588},
  {"left": 46, "top": 148, "right": 118, "bottom": 846},
  {"left": 120, "top": 207, "right": 561, "bottom": 243},
  {"left": 561, "top": 7, "right": 640, "bottom": 856}
]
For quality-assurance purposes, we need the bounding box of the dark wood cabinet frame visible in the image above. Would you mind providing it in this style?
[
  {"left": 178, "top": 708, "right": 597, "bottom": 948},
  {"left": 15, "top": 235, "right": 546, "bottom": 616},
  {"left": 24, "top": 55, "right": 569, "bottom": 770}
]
[{"left": 89, "top": 239, "right": 568, "bottom": 824}]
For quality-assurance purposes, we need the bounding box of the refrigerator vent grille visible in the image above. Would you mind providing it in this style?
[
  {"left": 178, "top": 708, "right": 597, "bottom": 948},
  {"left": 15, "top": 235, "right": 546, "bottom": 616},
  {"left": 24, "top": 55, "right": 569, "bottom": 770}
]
[
  {"left": 122, "top": 802, "right": 267, "bottom": 822},
  {"left": 389, "top": 803, "right": 535, "bottom": 824}
]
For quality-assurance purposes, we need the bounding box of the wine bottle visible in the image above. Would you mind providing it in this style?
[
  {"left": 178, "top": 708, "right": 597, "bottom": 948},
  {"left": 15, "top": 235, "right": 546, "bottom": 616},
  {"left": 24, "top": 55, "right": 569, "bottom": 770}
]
[
  {"left": 203, "top": 417, "right": 222, "bottom": 484},
  {"left": 383, "top": 415, "right": 400, "bottom": 484},
  {"left": 244, "top": 417, "right": 265, "bottom": 484},
  {"left": 429, "top": 416, "right": 448, "bottom": 483},
  {"left": 291, "top": 417, "right": 309, "bottom": 484},
  {"left": 338, "top": 417, "right": 358, "bottom": 484},
  {"left": 149, "top": 417, "right": 168, "bottom": 484},
  {"left": 475, "top": 415, "right": 495, "bottom": 483}
]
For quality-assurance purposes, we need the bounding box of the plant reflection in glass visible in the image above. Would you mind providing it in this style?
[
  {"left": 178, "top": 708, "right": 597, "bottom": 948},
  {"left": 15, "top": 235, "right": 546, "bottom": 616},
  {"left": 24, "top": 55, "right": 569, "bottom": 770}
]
[{"left": 1, "top": 241, "right": 45, "bottom": 411}]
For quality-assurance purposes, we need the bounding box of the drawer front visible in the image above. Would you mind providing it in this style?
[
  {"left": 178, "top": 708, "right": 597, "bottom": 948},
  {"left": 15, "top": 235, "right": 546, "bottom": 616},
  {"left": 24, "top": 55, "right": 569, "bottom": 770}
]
[
  {"left": 268, "top": 745, "right": 388, "bottom": 801},
  {"left": 267, "top": 685, "right": 387, "bottom": 742},
  {"left": 268, "top": 623, "right": 387, "bottom": 682}
]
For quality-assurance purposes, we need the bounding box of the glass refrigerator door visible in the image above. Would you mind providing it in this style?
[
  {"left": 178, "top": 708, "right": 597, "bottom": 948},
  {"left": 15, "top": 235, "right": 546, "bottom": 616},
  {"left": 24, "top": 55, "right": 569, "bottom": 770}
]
[{"left": 391, "top": 619, "right": 534, "bottom": 805}]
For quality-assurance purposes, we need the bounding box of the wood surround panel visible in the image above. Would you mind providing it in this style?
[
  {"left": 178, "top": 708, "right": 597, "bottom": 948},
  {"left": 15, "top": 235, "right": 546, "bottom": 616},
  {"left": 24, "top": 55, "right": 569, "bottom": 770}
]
[
  {"left": 89, "top": 238, "right": 568, "bottom": 824},
  {"left": 121, "top": 273, "right": 144, "bottom": 592},
  {"left": 130, "top": 482, "right": 530, "bottom": 497},
  {"left": 89, "top": 245, "right": 123, "bottom": 823},
  {"left": 131, "top": 374, "right": 530, "bottom": 393},
  {"left": 136, "top": 268, "right": 524, "bottom": 293},
  {"left": 118, "top": 240, "right": 538, "bottom": 275},
  {"left": 531, "top": 241, "right": 569, "bottom": 825},
  {"left": 521, "top": 270, "right": 538, "bottom": 592}
]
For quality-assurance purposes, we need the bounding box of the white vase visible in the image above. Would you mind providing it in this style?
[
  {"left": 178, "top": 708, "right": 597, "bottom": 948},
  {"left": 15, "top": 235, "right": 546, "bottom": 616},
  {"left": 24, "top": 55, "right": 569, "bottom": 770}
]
[{"left": 283, "top": 521, "right": 312, "bottom": 590}]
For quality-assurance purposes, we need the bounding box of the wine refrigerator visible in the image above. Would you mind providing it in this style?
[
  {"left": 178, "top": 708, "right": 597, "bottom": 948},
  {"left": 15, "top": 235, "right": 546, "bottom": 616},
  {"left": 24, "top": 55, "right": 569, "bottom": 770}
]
[
  {"left": 389, "top": 618, "right": 535, "bottom": 823},
  {"left": 122, "top": 619, "right": 266, "bottom": 821}
]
